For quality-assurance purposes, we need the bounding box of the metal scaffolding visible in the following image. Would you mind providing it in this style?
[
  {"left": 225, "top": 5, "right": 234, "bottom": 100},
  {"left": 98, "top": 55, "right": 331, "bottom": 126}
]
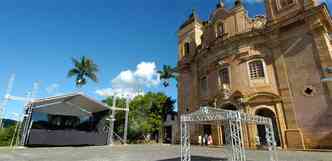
[
  {"left": 0, "top": 74, "right": 15, "bottom": 129},
  {"left": 107, "top": 96, "right": 130, "bottom": 145},
  {"left": 180, "top": 106, "right": 278, "bottom": 161},
  {"left": 0, "top": 74, "right": 39, "bottom": 149}
]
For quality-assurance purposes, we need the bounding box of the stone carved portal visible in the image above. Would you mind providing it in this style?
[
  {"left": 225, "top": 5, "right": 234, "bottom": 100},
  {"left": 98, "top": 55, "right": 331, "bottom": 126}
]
[{"left": 256, "top": 108, "right": 281, "bottom": 147}]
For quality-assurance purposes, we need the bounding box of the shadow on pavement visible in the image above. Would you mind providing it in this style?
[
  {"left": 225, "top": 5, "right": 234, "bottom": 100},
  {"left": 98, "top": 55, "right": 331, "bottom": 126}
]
[{"left": 157, "top": 156, "right": 227, "bottom": 161}]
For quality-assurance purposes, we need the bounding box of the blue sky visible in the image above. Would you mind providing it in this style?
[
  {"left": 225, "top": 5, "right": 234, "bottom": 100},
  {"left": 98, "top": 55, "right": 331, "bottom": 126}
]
[{"left": 0, "top": 0, "right": 331, "bottom": 120}]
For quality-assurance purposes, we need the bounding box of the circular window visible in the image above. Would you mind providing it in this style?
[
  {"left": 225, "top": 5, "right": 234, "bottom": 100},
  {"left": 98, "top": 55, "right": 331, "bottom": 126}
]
[{"left": 303, "top": 86, "right": 316, "bottom": 96}]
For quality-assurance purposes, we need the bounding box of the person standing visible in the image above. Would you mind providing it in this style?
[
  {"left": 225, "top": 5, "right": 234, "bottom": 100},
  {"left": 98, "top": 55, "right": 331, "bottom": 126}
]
[
  {"left": 208, "top": 134, "right": 213, "bottom": 145},
  {"left": 198, "top": 135, "right": 202, "bottom": 146},
  {"left": 202, "top": 134, "right": 206, "bottom": 146},
  {"left": 204, "top": 134, "right": 208, "bottom": 146}
]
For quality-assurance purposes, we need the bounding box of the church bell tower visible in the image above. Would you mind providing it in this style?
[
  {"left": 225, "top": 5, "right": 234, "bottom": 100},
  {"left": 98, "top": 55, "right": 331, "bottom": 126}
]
[
  {"left": 177, "top": 10, "right": 203, "bottom": 61},
  {"left": 265, "top": 0, "right": 319, "bottom": 22}
]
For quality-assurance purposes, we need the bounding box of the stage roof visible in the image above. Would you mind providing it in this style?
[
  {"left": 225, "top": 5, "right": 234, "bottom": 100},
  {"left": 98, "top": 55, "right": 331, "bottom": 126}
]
[{"left": 29, "top": 93, "right": 110, "bottom": 117}]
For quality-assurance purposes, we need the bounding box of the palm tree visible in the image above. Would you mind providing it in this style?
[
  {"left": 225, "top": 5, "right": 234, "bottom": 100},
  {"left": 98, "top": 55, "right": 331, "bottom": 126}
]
[
  {"left": 67, "top": 56, "right": 98, "bottom": 88},
  {"left": 157, "top": 65, "right": 178, "bottom": 87}
]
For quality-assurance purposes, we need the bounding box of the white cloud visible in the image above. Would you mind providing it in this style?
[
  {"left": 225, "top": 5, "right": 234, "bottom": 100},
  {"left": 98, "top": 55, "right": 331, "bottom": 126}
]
[
  {"left": 96, "top": 88, "right": 144, "bottom": 99},
  {"left": 135, "top": 62, "right": 157, "bottom": 82},
  {"left": 11, "top": 112, "right": 19, "bottom": 120},
  {"left": 96, "top": 88, "right": 113, "bottom": 97},
  {"left": 96, "top": 61, "right": 160, "bottom": 99},
  {"left": 46, "top": 83, "right": 59, "bottom": 95}
]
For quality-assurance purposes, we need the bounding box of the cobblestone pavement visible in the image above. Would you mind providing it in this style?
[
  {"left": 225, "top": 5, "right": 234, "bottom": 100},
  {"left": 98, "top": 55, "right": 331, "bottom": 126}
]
[{"left": 0, "top": 144, "right": 331, "bottom": 161}]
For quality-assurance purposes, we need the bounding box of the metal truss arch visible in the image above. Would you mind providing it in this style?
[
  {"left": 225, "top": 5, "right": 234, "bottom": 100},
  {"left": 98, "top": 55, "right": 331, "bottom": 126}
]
[{"left": 180, "top": 106, "right": 278, "bottom": 161}]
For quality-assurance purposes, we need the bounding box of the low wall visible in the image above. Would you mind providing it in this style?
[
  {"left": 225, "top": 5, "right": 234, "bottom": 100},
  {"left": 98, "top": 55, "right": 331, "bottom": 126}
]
[{"left": 27, "top": 129, "right": 108, "bottom": 146}]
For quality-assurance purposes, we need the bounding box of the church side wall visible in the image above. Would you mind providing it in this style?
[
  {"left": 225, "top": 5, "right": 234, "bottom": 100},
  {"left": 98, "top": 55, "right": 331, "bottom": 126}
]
[{"left": 277, "top": 22, "right": 332, "bottom": 149}]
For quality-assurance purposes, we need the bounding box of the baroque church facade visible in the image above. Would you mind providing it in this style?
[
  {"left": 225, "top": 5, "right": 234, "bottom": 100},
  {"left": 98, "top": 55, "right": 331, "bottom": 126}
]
[{"left": 177, "top": 0, "right": 332, "bottom": 149}]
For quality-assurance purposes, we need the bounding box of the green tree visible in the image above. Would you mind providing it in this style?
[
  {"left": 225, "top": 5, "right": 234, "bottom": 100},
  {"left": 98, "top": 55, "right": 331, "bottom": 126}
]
[
  {"left": 103, "top": 92, "right": 175, "bottom": 143},
  {"left": 129, "top": 92, "right": 175, "bottom": 143},
  {"left": 0, "top": 125, "right": 16, "bottom": 146},
  {"left": 67, "top": 56, "right": 98, "bottom": 88},
  {"left": 157, "top": 65, "right": 178, "bottom": 87}
]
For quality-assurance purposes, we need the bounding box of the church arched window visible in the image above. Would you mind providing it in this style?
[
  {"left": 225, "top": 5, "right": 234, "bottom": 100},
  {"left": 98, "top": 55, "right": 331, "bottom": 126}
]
[
  {"left": 200, "top": 76, "right": 208, "bottom": 96},
  {"left": 215, "top": 22, "right": 224, "bottom": 37},
  {"left": 219, "top": 66, "right": 230, "bottom": 89},
  {"left": 184, "top": 42, "right": 190, "bottom": 56},
  {"left": 248, "top": 59, "right": 266, "bottom": 80}
]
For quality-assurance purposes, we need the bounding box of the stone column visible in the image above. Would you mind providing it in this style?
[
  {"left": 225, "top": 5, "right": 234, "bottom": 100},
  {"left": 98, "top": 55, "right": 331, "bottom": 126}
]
[
  {"left": 275, "top": 102, "right": 287, "bottom": 149},
  {"left": 246, "top": 105, "right": 257, "bottom": 149}
]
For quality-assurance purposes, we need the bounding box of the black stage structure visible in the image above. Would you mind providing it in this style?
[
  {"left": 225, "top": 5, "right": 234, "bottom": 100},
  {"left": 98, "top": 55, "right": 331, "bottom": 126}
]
[{"left": 21, "top": 93, "right": 111, "bottom": 146}]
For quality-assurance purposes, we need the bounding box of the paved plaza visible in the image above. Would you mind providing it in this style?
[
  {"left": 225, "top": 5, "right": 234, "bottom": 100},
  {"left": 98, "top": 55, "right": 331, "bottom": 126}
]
[{"left": 0, "top": 144, "right": 331, "bottom": 161}]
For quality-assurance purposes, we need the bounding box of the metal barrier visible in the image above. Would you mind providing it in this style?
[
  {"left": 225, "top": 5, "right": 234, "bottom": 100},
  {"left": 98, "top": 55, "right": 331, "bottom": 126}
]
[{"left": 180, "top": 106, "right": 278, "bottom": 161}]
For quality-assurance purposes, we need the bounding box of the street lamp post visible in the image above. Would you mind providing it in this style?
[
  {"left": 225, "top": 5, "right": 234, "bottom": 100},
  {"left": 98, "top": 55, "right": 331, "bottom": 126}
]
[
  {"left": 109, "top": 96, "right": 117, "bottom": 146},
  {"left": 123, "top": 98, "right": 129, "bottom": 145}
]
